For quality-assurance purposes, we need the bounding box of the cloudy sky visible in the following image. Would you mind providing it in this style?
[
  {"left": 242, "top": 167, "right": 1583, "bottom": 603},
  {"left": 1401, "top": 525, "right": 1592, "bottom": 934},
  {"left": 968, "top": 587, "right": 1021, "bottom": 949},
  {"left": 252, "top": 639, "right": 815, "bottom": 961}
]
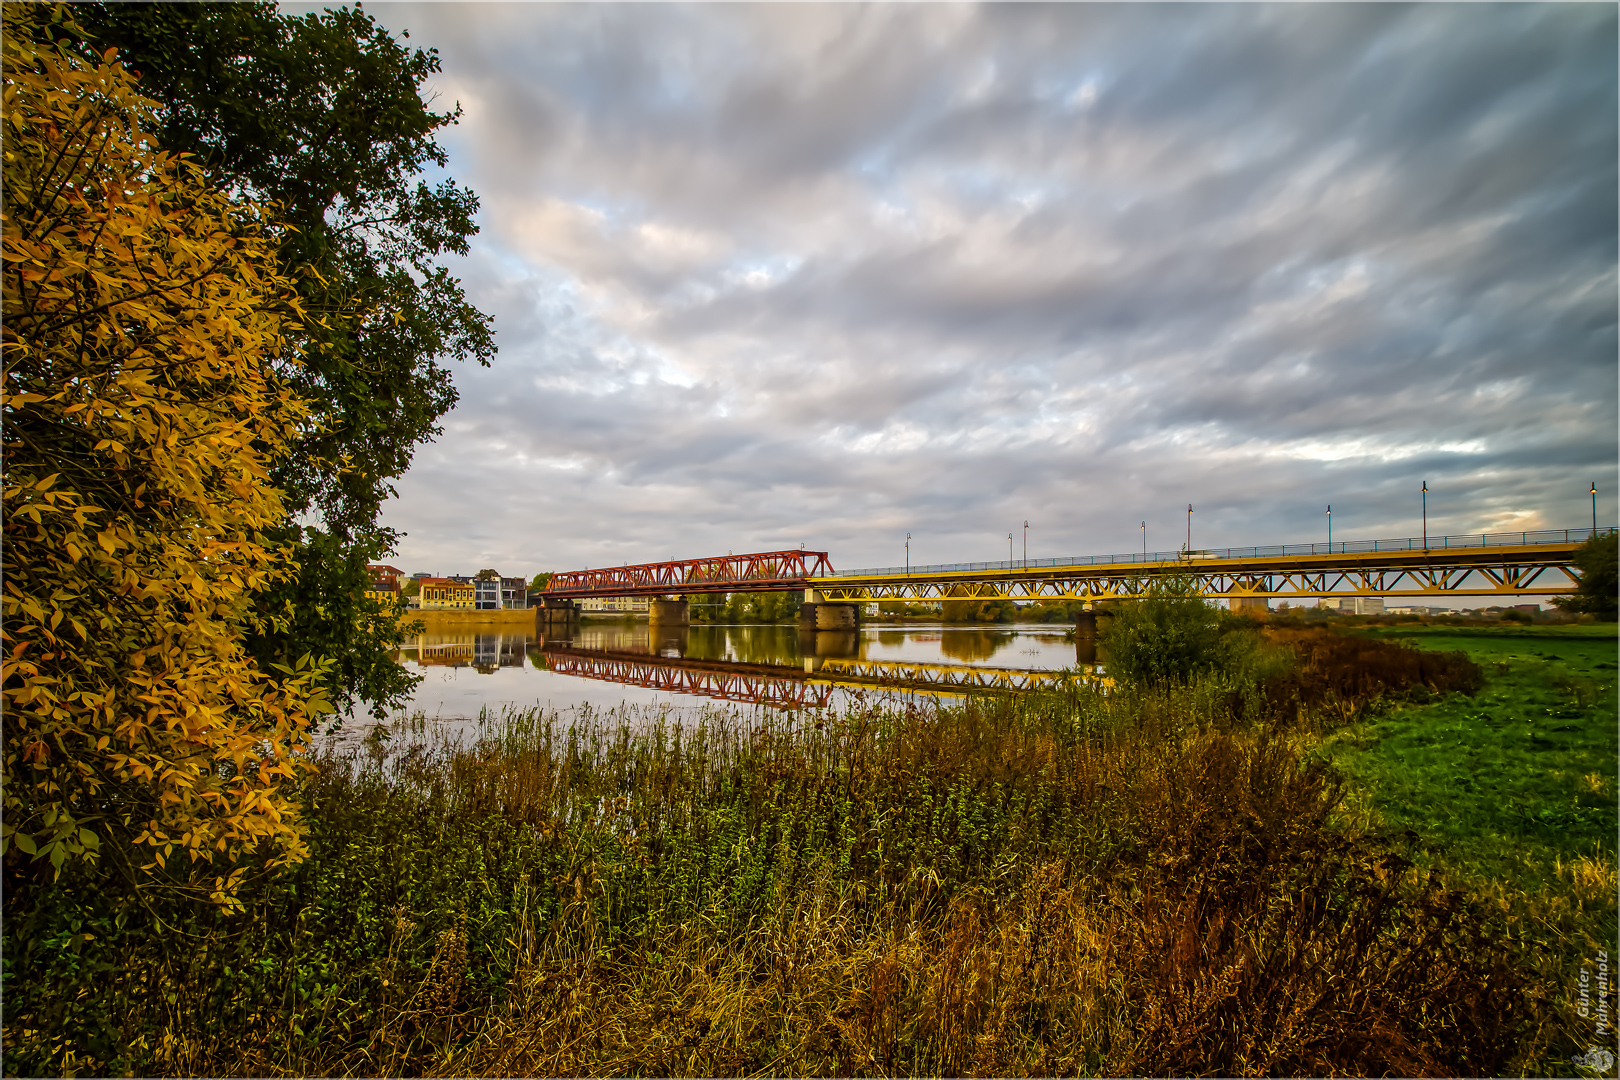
[{"left": 345, "top": 3, "right": 1616, "bottom": 578}]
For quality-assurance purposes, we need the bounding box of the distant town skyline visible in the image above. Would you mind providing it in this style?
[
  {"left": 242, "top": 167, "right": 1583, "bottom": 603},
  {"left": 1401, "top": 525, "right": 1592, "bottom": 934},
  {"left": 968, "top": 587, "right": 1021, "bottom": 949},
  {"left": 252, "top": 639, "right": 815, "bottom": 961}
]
[{"left": 298, "top": 4, "right": 1616, "bottom": 582}]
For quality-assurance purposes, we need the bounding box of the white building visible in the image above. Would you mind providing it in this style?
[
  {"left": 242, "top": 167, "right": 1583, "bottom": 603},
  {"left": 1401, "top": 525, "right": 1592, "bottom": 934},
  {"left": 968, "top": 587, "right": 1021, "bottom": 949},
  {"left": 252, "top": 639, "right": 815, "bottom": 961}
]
[
  {"left": 578, "top": 595, "right": 651, "bottom": 614},
  {"left": 1337, "top": 596, "right": 1386, "bottom": 616}
]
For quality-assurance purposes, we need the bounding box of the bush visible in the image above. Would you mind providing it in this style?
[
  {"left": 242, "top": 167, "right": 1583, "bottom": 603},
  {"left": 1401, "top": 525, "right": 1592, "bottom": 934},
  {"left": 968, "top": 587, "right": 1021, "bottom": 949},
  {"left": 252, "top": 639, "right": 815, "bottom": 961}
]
[
  {"left": 1098, "top": 575, "right": 1262, "bottom": 688},
  {"left": 1260, "top": 628, "right": 1482, "bottom": 725}
]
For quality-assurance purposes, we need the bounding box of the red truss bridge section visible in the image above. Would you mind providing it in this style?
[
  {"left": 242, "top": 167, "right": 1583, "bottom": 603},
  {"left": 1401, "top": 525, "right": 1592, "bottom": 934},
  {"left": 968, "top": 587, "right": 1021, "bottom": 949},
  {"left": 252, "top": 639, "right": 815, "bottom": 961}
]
[{"left": 541, "top": 550, "right": 834, "bottom": 599}]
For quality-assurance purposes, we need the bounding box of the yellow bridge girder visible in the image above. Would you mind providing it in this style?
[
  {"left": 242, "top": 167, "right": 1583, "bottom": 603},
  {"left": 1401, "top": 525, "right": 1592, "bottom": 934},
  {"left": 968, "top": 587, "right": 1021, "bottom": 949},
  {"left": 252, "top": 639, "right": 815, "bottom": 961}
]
[
  {"left": 810, "top": 656, "right": 1110, "bottom": 694},
  {"left": 809, "top": 541, "right": 1582, "bottom": 603}
]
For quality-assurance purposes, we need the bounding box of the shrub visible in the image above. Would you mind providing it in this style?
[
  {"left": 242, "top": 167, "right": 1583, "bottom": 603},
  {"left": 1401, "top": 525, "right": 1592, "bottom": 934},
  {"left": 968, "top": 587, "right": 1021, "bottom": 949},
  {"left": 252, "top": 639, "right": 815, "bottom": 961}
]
[
  {"left": 1260, "top": 628, "right": 1482, "bottom": 725},
  {"left": 1098, "top": 575, "right": 1258, "bottom": 687}
]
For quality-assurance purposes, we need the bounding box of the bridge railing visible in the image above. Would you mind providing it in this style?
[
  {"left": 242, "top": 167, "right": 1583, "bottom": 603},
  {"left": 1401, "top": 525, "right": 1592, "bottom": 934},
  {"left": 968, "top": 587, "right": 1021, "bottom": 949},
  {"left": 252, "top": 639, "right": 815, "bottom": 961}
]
[{"left": 824, "top": 527, "right": 1607, "bottom": 579}]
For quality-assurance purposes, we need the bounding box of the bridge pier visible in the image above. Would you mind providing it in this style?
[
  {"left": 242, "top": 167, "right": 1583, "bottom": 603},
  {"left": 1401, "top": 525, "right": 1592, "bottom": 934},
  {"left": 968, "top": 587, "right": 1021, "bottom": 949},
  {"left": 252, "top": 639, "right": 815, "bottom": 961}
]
[
  {"left": 801, "top": 589, "right": 861, "bottom": 631},
  {"left": 800, "top": 602, "right": 860, "bottom": 630},
  {"left": 536, "top": 600, "right": 579, "bottom": 630},
  {"left": 648, "top": 598, "right": 689, "bottom": 627},
  {"left": 1073, "top": 605, "right": 1115, "bottom": 665},
  {"left": 1230, "top": 596, "right": 1270, "bottom": 617}
]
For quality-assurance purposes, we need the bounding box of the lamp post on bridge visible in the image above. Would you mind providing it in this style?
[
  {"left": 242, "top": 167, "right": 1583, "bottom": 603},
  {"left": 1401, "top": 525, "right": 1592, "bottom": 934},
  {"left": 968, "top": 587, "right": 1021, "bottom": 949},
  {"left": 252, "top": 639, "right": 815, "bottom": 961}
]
[
  {"left": 1593, "top": 482, "right": 1599, "bottom": 534},
  {"left": 1326, "top": 505, "right": 1332, "bottom": 551},
  {"left": 1142, "top": 520, "right": 1147, "bottom": 558},
  {"left": 905, "top": 532, "right": 911, "bottom": 576},
  {"left": 1422, "top": 481, "right": 1428, "bottom": 550},
  {"left": 1008, "top": 532, "right": 1013, "bottom": 565},
  {"left": 1186, "top": 504, "right": 1193, "bottom": 554},
  {"left": 1023, "top": 520, "right": 1029, "bottom": 567}
]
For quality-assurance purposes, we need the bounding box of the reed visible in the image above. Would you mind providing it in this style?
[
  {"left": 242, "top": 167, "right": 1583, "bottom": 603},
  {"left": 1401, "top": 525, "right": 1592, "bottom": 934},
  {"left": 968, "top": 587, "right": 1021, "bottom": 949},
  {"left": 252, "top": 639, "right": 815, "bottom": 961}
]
[{"left": 7, "top": 653, "right": 1598, "bottom": 1078}]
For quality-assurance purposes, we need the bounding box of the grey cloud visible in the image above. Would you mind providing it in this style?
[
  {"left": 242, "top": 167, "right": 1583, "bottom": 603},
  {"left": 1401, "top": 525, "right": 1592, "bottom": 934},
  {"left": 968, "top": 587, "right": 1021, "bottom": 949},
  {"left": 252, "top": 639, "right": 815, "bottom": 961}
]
[{"left": 363, "top": 2, "right": 1614, "bottom": 579}]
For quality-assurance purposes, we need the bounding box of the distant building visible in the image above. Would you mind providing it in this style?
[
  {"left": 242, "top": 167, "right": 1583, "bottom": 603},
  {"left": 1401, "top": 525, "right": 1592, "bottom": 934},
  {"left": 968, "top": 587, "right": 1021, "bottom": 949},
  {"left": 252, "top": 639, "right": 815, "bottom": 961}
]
[
  {"left": 1337, "top": 597, "right": 1386, "bottom": 616},
  {"left": 1513, "top": 603, "right": 1540, "bottom": 614},
  {"left": 364, "top": 564, "right": 404, "bottom": 607},
  {"left": 448, "top": 570, "right": 503, "bottom": 610},
  {"left": 579, "top": 595, "right": 651, "bottom": 614},
  {"left": 418, "top": 577, "right": 474, "bottom": 609}
]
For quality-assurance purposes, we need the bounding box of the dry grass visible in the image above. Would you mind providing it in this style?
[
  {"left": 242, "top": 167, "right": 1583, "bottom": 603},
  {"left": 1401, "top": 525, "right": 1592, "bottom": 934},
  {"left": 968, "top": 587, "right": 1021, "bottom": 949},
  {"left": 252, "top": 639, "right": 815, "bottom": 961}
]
[{"left": 4, "top": 664, "right": 1595, "bottom": 1076}]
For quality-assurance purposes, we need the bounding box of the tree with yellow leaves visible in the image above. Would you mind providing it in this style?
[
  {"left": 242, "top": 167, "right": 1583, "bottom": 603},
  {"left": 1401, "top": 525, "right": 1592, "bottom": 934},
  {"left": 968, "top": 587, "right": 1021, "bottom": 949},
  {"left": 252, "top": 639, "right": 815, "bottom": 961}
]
[{"left": 2, "top": 6, "right": 330, "bottom": 900}]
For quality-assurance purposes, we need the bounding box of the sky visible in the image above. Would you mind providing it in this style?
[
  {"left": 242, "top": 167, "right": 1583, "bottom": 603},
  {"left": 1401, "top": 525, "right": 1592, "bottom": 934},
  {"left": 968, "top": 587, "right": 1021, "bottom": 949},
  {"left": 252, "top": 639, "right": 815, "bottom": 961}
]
[{"left": 333, "top": 3, "right": 1616, "bottom": 579}]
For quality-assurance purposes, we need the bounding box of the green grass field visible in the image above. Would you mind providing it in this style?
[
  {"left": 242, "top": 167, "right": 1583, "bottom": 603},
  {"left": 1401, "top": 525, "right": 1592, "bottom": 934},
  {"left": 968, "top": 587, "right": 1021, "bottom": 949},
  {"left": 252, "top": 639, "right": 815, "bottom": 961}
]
[{"left": 1319, "top": 624, "right": 1617, "bottom": 894}]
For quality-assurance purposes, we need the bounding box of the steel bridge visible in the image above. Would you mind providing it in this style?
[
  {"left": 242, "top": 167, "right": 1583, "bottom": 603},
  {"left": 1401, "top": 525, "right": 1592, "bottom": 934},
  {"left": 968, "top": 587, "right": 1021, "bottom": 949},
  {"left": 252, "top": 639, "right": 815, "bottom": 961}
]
[
  {"left": 535, "top": 642, "right": 1098, "bottom": 705},
  {"left": 538, "top": 529, "right": 1598, "bottom": 604},
  {"left": 542, "top": 549, "right": 833, "bottom": 599}
]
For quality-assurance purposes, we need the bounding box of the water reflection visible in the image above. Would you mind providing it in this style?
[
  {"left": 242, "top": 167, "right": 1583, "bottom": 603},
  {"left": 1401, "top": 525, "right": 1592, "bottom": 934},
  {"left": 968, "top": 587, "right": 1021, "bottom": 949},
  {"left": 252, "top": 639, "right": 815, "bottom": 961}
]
[
  {"left": 389, "top": 623, "right": 1103, "bottom": 716},
  {"left": 939, "top": 629, "right": 1015, "bottom": 663},
  {"left": 400, "top": 631, "right": 528, "bottom": 673}
]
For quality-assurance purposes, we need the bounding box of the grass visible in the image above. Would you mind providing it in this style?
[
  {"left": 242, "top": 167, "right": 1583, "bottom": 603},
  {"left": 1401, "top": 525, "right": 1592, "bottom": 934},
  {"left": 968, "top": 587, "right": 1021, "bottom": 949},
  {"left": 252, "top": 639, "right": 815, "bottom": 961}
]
[
  {"left": 1317, "top": 624, "right": 1617, "bottom": 894},
  {"left": 4, "top": 627, "right": 1615, "bottom": 1076}
]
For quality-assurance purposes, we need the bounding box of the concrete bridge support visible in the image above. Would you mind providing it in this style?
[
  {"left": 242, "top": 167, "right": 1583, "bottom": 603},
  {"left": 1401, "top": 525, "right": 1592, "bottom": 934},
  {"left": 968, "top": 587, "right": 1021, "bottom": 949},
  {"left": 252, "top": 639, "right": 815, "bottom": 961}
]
[
  {"left": 1230, "top": 596, "right": 1270, "bottom": 617},
  {"left": 799, "top": 602, "right": 861, "bottom": 631},
  {"left": 648, "top": 598, "right": 690, "bottom": 627},
  {"left": 536, "top": 601, "right": 579, "bottom": 629},
  {"left": 801, "top": 589, "right": 861, "bottom": 632}
]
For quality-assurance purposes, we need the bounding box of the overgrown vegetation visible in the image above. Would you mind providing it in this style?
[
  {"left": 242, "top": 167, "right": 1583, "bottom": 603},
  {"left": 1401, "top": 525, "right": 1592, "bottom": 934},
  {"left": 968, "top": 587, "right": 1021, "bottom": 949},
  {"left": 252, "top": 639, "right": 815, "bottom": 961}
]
[
  {"left": 6, "top": 681, "right": 1582, "bottom": 1077},
  {"left": 10, "top": 613, "right": 1615, "bottom": 1075}
]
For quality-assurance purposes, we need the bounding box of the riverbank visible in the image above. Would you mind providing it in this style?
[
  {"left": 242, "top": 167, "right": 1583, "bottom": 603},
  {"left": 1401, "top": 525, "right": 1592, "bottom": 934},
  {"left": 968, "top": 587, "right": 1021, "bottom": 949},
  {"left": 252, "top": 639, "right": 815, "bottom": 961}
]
[{"left": 6, "top": 625, "right": 1610, "bottom": 1075}]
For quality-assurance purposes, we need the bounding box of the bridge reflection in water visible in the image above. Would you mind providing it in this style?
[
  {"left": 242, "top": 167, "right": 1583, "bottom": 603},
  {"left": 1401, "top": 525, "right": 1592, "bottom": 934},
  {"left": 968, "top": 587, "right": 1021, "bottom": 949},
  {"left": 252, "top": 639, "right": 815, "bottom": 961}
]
[
  {"left": 395, "top": 624, "right": 1102, "bottom": 711},
  {"left": 532, "top": 625, "right": 1105, "bottom": 707}
]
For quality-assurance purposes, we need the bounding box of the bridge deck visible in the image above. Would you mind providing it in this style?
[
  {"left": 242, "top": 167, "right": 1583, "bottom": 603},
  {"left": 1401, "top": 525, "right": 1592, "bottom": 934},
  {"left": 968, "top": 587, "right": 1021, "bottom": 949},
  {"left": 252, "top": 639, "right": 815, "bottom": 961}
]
[{"left": 538, "top": 528, "right": 1601, "bottom": 602}]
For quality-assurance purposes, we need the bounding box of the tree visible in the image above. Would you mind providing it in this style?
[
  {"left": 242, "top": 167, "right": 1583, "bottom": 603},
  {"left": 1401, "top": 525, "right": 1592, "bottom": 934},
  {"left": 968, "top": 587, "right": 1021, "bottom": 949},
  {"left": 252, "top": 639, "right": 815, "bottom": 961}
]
[
  {"left": 59, "top": 2, "right": 497, "bottom": 718},
  {"left": 2, "top": 8, "right": 330, "bottom": 893},
  {"left": 1555, "top": 531, "right": 1618, "bottom": 620},
  {"left": 941, "top": 597, "right": 1017, "bottom": 623},
  {"left": 1097, "top": 575, "right": 1225, "bottom": 687}
]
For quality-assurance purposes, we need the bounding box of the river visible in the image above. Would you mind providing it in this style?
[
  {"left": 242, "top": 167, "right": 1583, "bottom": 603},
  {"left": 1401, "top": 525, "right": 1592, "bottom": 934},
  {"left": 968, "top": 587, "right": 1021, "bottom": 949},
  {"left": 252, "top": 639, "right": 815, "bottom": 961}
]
[{"left": 352, "top": 621, "right": 1101, "bottom": 737}]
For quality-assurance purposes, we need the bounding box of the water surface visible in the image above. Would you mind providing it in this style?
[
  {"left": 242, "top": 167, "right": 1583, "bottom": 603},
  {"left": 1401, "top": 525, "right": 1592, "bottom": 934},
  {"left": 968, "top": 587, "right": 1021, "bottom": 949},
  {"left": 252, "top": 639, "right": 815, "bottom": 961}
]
[{"left": 383, "top": 621, "right": 1096, "bottom": 724}]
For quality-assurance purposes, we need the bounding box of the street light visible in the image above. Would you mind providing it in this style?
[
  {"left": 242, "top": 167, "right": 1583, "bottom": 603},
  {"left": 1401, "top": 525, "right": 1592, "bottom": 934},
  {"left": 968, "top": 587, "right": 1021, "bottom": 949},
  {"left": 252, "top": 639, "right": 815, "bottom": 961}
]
[
  {"left": 905, "top": 532, "right": 911, "bottom": 575},
  {"left": 1186, "top": 504, "right": 1193, "bottom": 553},
  {"left": 1422, "top": 481, "right": 1428, "bottom": 549},
  {"left": 1023, "top": 520, "right": 1029, "bottom": 567},
  {"left": 1141, "top": 520, "right": 1147, "bottom": 558},
  {"left": 1326, "top": 505, "right": 1332, "bottom": 550},
  {"left": 1593, "top": 482, "right": 1599, "bottom": 533},
  {"left": 1008, "top": 532, "right": 1014, "bottom": 564}
]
